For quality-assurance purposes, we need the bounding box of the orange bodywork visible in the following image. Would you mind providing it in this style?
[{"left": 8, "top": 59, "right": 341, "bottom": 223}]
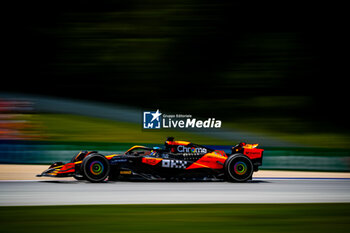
[
  {"left": 243, "top": 148, "right": 264, "bottom": 160},
  {"left": 186, "top": 151, "right": 226, "bottom": 169},
  {"left": 142, "top": 157, "right": 162, "bottom": 166},
  {"left": 166, "top": 141, "right": 190, "bottom": 146},
  {"left": 56, "top": 163, "right": 75, "bottom": 175}
]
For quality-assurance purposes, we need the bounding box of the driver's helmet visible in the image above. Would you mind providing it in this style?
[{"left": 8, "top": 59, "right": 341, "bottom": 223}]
[{"left": 150, "top": 147, "right": 161, "bottom": 155}]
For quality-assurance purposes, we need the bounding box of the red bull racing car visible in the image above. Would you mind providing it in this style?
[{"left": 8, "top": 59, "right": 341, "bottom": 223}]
[{"left": 37, "top": 137, "right": 263, "bottom": 182}]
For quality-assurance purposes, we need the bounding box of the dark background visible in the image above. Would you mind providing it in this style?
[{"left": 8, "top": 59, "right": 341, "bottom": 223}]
[{"left": 3, "top": 1, "right": 349, "bottom": 133}]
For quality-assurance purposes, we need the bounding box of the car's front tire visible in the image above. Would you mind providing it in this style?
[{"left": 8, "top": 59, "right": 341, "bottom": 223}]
[
  {"left": 82, "top": 153, "right": 110, "bottom": 182},
  {"left": 224, "top": 154, "right": 253, "bottom": 182}
]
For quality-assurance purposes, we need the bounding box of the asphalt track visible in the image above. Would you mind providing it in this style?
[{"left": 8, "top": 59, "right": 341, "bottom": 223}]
[{"left": 1, "top": 178, "right": 350, "bottom": 206}]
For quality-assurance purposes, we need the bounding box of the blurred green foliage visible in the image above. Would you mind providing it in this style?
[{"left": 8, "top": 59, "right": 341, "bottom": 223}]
[{"left": 1, "top": 203, "right": 350, "bottom": 233}]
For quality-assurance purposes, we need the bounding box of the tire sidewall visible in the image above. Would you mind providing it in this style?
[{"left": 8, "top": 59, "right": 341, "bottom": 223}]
[
  {"left": 82, "top": 154, "right": 110, "bottom": 182},
  {"left": 225, "top": 154, "right": 253, "bottom": 182}
]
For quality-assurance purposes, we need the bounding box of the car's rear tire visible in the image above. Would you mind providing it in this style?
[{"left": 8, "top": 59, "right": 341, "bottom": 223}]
[
  {"left": 225, "top": 154, "right": 253, "bottom": 182},
  {"left": 82, "top": 153, "right": 110, "bottom": 183}
]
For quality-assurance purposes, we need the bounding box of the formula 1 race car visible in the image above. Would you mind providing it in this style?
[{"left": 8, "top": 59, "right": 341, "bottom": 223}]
[{"left": 37, "top": 137, "right": 263, "bottom": 182}]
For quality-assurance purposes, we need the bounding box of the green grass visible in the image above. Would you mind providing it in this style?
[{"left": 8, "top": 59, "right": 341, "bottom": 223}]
[
  {"left": 1, "top": 204, "right": 349, "bottom": 233},
  {"left": 35, "top": 113, "right": 232, "bottom": 145}
]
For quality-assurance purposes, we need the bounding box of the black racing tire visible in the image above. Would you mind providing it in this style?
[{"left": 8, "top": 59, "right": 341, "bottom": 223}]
[
  {"left": 82, "top": 153, "right": 110, "bottom": 183},
  {"left": 224, "top": 154, "right": 253, "bottom": 182}
]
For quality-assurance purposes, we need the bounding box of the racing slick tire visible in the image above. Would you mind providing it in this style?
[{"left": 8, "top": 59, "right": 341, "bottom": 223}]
[
  {"left": 224, "top": 154, "right": 253, "bottom": 182},
  {"left": 82, "top": 153, "right": 110, "bottom": 182}
]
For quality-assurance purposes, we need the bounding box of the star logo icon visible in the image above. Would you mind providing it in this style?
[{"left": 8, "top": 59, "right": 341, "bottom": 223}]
[
  {"left": 150, "top": 109, "right": 162, "bottom": 122},
  {"left": 143, "top": 110, "right": 162, "bottom": 129}
]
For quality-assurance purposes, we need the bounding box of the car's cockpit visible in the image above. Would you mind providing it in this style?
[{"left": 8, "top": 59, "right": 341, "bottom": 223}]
[{"left": 124, "top": 145, "right": 165, "bottom": 157}]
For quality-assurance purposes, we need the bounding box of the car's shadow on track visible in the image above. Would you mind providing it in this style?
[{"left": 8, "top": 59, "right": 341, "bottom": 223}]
[
  {"left": 38, "top": 179, "right": 270, "bottom": 184},
  {"left": 248, "top": 180, "right": 269, "bottom": 183},
  {"left": 39, "top": 180, "right": 80, "bottom": 184}
]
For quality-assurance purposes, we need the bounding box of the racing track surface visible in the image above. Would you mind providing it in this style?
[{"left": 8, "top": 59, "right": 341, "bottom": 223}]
[{"left": 1, "top": 178, "right": 350, "bottom": 206}]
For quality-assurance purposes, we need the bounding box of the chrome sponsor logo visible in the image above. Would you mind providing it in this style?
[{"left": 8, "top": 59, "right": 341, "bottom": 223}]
[{"left": 177, "top": 145, "right": 207, "bottom": 154}]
